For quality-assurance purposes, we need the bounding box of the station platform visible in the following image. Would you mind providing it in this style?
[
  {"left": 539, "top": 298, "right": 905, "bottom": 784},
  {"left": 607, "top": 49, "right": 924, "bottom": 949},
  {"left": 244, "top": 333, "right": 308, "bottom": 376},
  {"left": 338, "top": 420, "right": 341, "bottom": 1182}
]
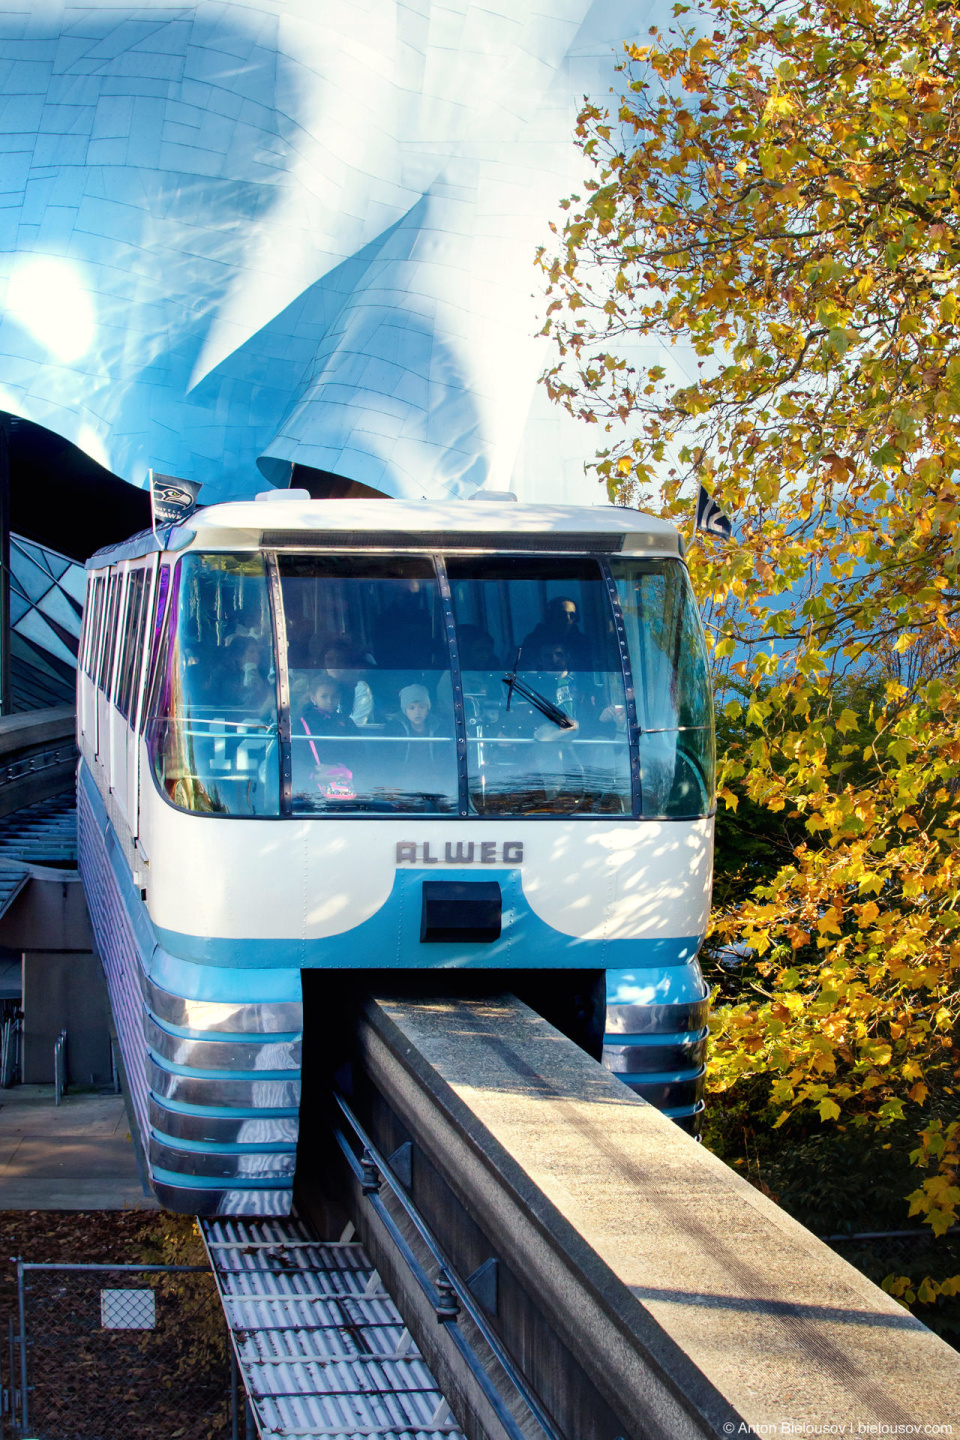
[{"left": 0, "top": 1084, "right": 156, "bottom": 1210}]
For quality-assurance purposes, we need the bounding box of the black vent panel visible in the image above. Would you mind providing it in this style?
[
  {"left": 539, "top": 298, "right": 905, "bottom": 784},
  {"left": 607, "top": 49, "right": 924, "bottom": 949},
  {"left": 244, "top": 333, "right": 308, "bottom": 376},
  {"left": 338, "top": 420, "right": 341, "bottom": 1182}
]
[
  {"left": 421, "top": 880, "right": 502, "bottom": 943},
  {"left": 261, "top": 529, "right": 625, "bottom": 552}
]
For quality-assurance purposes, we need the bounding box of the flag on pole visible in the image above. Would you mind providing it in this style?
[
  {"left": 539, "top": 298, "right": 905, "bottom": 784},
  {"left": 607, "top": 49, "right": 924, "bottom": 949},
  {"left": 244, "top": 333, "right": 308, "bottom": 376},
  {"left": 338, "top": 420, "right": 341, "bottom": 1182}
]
[
  {"left": 150, "top": 471, "right": 202, "bottom": 538},
  {"left": 695, "top": 483, "right": 732, "bottom": 539}
]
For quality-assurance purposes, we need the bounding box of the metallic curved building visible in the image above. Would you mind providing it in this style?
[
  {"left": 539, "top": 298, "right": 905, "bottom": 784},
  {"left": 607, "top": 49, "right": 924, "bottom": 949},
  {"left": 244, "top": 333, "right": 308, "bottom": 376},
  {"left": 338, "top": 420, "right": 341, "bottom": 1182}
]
[{"left": 0, "top": 0, "right": 653, "bottom": 506}]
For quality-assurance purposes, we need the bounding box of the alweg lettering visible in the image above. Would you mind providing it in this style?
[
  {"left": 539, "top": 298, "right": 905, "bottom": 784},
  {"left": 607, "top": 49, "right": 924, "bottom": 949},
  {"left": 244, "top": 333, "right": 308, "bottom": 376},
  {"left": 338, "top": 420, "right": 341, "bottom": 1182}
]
[{"left": 396, "top": 841, "right": 523, "bottom": 866}]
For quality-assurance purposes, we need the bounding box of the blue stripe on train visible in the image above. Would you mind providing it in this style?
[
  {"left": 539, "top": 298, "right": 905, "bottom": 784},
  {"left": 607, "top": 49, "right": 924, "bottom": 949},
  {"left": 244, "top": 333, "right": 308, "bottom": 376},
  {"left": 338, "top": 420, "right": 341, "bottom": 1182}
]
[
  {"left": 81, "top": 761, "right": 704, "bottom": 996},
  {"left": 150, "top": 860, "right": 701, "bottom": 970}
]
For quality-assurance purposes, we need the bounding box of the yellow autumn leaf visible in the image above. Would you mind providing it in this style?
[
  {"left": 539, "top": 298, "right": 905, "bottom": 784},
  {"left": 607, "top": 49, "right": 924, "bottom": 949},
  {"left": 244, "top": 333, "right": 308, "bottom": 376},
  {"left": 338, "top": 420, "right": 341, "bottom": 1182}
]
[{"left": 826, "top": 174, "right": 859, "bottom": 201}]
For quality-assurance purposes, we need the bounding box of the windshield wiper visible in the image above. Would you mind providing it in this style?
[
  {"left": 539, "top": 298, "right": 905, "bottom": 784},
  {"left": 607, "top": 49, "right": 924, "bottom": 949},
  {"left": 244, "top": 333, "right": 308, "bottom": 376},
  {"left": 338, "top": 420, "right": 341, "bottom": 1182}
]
[{"left": 502, "top": 647, "right": 575, "bottom": 730}]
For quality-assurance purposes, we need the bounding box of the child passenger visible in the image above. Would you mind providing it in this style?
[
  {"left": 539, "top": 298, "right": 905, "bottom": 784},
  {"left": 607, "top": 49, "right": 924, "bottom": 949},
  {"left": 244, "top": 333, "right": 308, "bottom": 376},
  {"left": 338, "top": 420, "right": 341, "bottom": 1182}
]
[
  {"left": 297, "top": 676, "right": 357, "bottom": 801},
  {"left": 300, "top": 676, "right": 356, "bottom": 736},
  {"left": 397, "top": 684, "right": 439, "bottom": 737},
  {"left": 386, "top": 684, "right": 445, "bottom": 801},
  {"left": 320, "top": 639, "right": 374, "bottom": 727}
]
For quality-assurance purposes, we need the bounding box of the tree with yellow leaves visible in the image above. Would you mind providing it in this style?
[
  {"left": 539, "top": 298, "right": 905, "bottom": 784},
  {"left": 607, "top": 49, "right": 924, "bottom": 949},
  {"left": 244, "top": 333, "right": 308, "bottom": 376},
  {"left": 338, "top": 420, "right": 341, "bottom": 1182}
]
[{"left": 539, "top": 0, "right": 960, "bottom": 1313}]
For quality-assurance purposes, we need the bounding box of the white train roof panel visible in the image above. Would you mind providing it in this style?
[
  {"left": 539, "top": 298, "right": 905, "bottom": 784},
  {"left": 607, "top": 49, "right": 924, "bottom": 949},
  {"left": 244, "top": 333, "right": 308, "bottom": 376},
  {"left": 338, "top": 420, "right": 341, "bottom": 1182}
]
[
  {"left": 87, "top": 499, "right": 682, "bottom": 566},
  {"left": 171, "top": 498, "right": 682, "bottom": 562},
  {"left": 194, "top": 496, "right": 677, "bottom": 536}
]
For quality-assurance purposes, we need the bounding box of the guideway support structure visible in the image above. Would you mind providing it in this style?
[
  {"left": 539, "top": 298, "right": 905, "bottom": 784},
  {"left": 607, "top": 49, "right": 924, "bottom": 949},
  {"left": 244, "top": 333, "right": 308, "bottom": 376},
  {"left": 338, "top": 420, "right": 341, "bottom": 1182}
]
[{"left": 308, "top": 995, "right": 960, "bottom": 1440}]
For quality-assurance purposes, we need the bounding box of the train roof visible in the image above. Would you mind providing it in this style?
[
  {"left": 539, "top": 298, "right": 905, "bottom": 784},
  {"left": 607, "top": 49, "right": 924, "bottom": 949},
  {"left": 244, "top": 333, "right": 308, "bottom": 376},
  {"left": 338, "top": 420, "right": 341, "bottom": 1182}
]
[{"left": 86, "top": 496, "right": 683, "bottom": 569}]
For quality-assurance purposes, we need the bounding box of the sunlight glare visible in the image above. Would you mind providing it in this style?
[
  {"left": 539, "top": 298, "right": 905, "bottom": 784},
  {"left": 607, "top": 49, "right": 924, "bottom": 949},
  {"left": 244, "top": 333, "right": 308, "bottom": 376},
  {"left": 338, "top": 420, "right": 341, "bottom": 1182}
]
[{"left": 7, "top": 257, "right": 96, "bottom": 362}]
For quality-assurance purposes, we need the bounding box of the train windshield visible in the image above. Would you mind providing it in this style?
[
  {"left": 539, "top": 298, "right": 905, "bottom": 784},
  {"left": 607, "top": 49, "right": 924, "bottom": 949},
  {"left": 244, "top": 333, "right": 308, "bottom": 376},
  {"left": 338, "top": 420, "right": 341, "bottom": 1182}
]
[
  {"left": 611, "top": 557, "right": 715, "bottom": 817},
  {"left": 447, "top": 557, "right": 631, "bottom": 815},
  {"left": 277, "top": 555, "right": 458, "bottom": 814},
  {"left": 147, "top": 553, "right": 281, "bottom": 816},
  {"left": 146, "top": 548, "right": 714, "bottom": 820}
]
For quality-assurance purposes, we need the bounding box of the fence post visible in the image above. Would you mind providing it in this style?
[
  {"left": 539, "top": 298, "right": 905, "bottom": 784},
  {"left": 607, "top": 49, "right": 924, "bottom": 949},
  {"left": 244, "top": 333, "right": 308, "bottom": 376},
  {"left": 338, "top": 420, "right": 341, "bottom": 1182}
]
[
  {"left": 16, "top": 1259, "right": 26, "bottom": 1435},
  {"left": 230, "top": 1345, "right": 239, "bottom": 1440},
  {"left": 7, "top": 1316, "right": 15, "bottom": 1435}
]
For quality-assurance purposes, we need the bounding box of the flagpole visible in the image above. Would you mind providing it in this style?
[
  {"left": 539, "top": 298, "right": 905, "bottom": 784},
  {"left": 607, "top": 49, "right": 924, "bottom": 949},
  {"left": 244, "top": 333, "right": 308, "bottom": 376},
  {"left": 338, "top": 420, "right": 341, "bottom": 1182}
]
[{"left": 148, "top": 467, "right": 158, "bottom": 545}]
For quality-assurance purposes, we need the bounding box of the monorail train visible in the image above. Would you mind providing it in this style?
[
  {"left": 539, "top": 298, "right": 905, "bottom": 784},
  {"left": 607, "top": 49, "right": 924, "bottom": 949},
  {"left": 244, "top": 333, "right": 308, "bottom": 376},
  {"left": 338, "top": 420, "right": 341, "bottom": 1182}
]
[{"left": 76, "top": 494, "right": 715, "bottom": 1214}]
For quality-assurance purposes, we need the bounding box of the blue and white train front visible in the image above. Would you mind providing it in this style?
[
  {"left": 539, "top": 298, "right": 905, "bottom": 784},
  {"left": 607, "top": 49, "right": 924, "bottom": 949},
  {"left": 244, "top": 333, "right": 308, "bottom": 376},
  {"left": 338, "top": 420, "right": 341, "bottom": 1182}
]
[{"left": 77, "top": 501, "right": 715, "bottom": 1214}]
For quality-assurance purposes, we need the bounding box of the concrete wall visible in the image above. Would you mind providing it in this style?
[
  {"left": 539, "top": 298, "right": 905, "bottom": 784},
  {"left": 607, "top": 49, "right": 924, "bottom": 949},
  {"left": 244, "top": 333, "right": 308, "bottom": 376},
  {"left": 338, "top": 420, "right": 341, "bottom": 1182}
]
[
  {"left": 317, "top": 994, "right": 960, "bottom": 1440},
  {"left": 21, "top": 950, "right": 112, "bottom": 1086},
  {"left": 0, "top": 877, "right": 92, "bottom": 953},
  {"left": 0, "top": 872, "right": 112, "bottom": 1088}
]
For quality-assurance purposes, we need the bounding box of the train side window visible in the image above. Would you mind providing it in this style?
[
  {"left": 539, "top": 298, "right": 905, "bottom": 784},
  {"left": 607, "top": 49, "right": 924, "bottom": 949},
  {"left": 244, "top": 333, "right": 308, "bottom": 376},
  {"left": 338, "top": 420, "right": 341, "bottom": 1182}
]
[
  {"left": 140, "top": 565, "right": 171, "bottom": 733},
  {"left": 107, "top": 572, "right": 129, "bottom": 704},
  {"left": 276, "top": 554, "right": 458, "bottom": 815},
  {"left": 127, "top": 566, "right": 153, "bottom": 727},
  {"left": 145, "top": 553, "right": 280, "bottom": 816},
  {"left": 116, "top": 569, "right": 146, "bottom": 719},
  {"left": 446, "top": 556, "right": 632, "bottom": 816},
  {"left": 97, "top": 573, "right": 121, "bottom": 692},
  {"left": 78, "top": 579, "right": 89, "bottom": 674},
  {"left": 109, "top": 573, "right": 129, "bottom": 700},
  {"left": 86, "top": 574, "right": 103, "bottom": 681},
  {"left": 93, "top": 574, "right": 107, "bottom": 679},
  {"left": 141, "top": 577, "right": 170, "bottom": 740},
  {"left": 610, "top": 557, "right": 715, "bottom": 818},
  {"left": 92, "top": 574, "right": 109, "bottom": 682},
  {"left": 132, "top": 569, "right": 150, "bottom": 714},
  {"left": 80, "top": 576, "right": 95, "bottom": 677},
  {"left": 114, "top": 571, "right": 132, "bottom": 713}
]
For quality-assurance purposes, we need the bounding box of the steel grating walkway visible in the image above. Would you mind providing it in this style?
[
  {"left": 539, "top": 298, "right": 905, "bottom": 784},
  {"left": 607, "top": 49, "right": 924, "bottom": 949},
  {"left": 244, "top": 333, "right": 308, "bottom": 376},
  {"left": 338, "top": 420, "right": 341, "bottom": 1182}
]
[{"left": 201, "top": 1215, "right": 465, "bottom": 1440}]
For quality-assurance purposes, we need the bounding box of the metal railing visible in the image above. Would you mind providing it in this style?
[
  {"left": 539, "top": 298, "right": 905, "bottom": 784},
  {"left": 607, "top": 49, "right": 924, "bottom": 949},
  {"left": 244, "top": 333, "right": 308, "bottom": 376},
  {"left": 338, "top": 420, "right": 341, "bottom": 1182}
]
[
  {"left": 0, "top": 1007, "right": 20, "bottom": 1089},
  {"left": 52, "top": 1028, "right": 66, "bottom": 1105},
  {"left": 334, "top": 1089, "right": 561, "bottom": 1440},
  {"left": 0, "top": 705, "right": 77, "bottom": 818}
]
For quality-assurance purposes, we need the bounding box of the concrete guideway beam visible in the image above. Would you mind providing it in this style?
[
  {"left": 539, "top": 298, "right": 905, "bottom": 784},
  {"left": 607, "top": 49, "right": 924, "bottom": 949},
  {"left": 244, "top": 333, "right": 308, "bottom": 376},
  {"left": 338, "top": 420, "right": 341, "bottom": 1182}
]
[{"left": 344, "top": 995, "right": 960, "bottom": 1440}]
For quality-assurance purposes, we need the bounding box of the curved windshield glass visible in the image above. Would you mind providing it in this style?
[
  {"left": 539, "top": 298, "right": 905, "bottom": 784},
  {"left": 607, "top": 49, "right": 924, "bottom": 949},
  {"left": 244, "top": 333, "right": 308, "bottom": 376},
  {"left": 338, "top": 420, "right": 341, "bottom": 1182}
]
[
  {"left": 447, "top": 556, "right": 631, "bottom": 815},
  {"left": 147, "top": 546, "right": 713, "bottom": 822},
  {"left": 610, "top": 557, "right": 715, "bottom": 818},
  {"left": 147, "top": 553, "right": 280, "bottom": 816},
  {"left": 277, "top": 555, "right": 458, "bottom": 814}
]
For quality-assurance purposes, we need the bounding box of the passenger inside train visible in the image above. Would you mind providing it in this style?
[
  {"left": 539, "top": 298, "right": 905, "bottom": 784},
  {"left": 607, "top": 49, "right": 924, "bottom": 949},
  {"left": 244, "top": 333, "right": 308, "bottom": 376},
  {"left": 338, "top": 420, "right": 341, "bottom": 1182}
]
[{"left": 145, "top": 548, "right": 714, "bottom": 820}]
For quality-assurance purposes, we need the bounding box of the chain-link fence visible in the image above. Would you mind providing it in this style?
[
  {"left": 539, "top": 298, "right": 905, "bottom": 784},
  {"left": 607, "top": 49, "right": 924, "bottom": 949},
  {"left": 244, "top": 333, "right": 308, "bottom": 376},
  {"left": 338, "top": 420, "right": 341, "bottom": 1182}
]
[
  {"left": 4, "top": 1261, "right": 244, "bottom": 1440},
  {"left": 823, "top": 1228, "right": 960, "bottom": 1346}
]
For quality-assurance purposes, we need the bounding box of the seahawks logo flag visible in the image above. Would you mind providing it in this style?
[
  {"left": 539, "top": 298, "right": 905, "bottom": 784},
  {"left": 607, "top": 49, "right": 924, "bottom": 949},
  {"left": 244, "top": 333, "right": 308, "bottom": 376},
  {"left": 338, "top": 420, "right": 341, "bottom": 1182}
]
[
  {"left": 150, "top": 471, "right": 202, "bottom": 534},
  {"left": 695, "top": 484, "right": 732, "bottom": 539}
]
